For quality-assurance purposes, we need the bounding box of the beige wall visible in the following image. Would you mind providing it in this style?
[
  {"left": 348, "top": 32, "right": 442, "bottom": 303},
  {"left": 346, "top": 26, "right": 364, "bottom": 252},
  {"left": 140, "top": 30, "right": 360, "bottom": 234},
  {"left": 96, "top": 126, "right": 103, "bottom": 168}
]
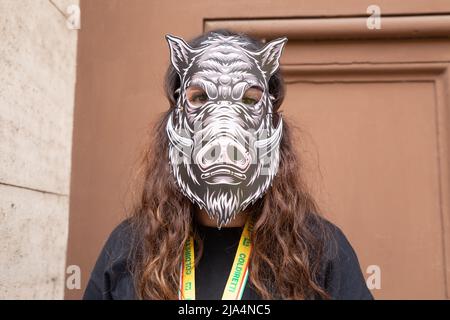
[{"left": 0, "top": 0, "right": 78, "bottom": 299}]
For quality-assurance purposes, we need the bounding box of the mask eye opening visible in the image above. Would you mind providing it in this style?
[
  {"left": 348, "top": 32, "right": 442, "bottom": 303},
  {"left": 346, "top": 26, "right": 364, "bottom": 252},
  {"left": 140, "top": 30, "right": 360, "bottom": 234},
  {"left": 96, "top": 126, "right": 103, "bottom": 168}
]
[
  {"left": 186, "top": 85, "right": 209, "bottom": 107},
  {"left": 242, "top": 85, "right": 264, "bottom": 106}
]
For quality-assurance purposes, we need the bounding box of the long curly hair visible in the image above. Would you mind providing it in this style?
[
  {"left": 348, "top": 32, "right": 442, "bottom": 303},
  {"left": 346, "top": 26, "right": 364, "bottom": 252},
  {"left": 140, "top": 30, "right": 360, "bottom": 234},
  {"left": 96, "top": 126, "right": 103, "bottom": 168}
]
[{"left": 128, "top": 29, "right": 331, "bottom": 300}]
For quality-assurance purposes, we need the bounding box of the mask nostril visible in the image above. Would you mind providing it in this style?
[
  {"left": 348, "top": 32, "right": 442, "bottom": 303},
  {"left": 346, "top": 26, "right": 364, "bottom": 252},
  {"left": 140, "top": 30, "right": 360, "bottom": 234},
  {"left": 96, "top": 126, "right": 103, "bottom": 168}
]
[
  {"left": 227, "top": 145, "right": 244, "bottom": 162},
  {"left": 198, "top": 138, "right": 250, "bottom": 171},
  {"left": 203, "top": 144, "right": 220, "bottom": 163}
]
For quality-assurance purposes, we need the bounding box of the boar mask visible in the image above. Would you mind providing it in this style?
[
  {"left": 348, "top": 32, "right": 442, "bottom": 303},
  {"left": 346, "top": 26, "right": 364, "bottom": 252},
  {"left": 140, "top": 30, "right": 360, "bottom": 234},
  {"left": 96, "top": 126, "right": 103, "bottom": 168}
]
[{"left": 165, "top": 33, "right": 287, "bottom": 227}]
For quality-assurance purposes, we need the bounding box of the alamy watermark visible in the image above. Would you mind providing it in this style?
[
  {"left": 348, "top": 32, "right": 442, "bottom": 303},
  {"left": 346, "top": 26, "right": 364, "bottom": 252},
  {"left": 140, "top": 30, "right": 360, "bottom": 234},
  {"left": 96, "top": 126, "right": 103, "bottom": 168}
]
[
  {"left": 367, "top": 5, "right": 381, "bottom": 30},
  {"left": 366, "top": 264, "right": 381, "bottom": 290},
  {"left": 66, "top": 4, "right": 81, "bottom": 30},
  {"left": 66, "top": 265, "right": 81, "bottom": 290}
]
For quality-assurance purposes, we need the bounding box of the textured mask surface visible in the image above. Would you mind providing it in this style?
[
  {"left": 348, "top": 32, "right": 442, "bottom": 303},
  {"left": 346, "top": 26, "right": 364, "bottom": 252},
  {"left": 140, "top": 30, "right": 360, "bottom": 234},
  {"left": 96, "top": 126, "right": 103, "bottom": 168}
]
[{"left": 165, "top": 33, "right": 287, "bottom": 227}]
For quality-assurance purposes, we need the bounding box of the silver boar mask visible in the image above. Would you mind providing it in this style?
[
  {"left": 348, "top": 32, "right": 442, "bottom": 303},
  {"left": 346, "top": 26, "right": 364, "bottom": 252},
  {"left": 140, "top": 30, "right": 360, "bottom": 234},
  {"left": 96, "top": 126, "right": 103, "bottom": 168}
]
[{"left": 165, "top": 33, "right": 287, "bottom": 227}]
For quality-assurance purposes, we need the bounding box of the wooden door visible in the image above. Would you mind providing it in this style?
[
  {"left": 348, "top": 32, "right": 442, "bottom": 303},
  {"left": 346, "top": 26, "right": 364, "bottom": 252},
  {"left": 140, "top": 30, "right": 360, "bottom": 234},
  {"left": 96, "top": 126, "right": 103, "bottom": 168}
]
[
  {"left": 67, "top": 0, "right": 450, "bottom": 299},
  {"left": 205, "top": 17, "right": 450, "bottom": 299}
]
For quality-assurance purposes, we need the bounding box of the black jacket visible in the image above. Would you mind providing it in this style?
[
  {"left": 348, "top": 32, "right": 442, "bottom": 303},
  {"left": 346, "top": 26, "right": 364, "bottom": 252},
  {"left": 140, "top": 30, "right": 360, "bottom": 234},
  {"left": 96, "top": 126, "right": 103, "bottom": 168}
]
[{"left": 83, "top": 218, "right": 373, "bottom": 300}]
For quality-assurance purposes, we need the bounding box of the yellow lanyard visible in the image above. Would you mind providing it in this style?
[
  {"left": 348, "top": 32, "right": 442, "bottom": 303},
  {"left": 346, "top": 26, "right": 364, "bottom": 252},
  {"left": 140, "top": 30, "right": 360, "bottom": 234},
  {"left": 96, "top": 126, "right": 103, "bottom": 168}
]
[{"left": 179, "top": 217, "right": 254, "bottom": 300}]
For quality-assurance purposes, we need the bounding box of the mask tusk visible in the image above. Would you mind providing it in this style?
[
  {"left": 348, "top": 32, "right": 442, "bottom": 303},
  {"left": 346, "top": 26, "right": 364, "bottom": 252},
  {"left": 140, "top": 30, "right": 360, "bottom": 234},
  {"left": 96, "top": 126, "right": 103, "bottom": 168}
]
[
  {"left": 254, "top": 116, "right": 283, "bottom": 153},
  {"left": 166, "top": 113, "right": 193, "bottom": 153}
]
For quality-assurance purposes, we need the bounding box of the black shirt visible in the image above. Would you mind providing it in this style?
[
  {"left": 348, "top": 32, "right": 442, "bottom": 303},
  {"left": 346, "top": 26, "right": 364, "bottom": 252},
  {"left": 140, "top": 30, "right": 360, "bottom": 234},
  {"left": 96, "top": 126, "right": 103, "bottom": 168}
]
[
  {"left": 83, "top": 219, "right": 373, "bottom": 300},
  {"left": 196, "top": 225, "right": 260, "bottom": 300}
]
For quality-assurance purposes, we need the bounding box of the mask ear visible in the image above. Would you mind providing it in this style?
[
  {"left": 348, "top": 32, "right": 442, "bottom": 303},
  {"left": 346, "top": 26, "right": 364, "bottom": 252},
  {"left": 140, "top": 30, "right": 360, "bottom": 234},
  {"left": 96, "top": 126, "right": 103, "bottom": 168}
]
[
  {"left": 250, "top": 37, "right": 288, "bottom": 78},
  {"left": 165, "top": 34, "right": 205, "bottom": 75}
]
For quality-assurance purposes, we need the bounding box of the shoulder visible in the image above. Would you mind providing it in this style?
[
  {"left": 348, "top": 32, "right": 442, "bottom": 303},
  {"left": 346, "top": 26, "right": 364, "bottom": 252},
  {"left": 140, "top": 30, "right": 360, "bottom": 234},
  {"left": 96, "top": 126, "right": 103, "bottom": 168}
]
[
  {"left": 321, "top": 218, "right": 358, "bottom": 263},
  {"left": 310, "top": 215, "right": 374, "bottom": 300},
  {"left": 102, "top": 219, "right": 134, "bottom": 259},
  {"left": 94, "top": 218, "right": 136, "bottom": 271},
  {"left": 83, "top": 219, "right": 137, "bottom": 300}
]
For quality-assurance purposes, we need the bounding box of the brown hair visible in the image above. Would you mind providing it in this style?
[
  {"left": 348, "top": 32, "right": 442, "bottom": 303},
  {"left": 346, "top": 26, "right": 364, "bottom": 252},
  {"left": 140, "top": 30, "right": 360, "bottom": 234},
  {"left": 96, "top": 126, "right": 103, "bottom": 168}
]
[{"left": 128, "top": 29, "right": 331, "bottom": 299}]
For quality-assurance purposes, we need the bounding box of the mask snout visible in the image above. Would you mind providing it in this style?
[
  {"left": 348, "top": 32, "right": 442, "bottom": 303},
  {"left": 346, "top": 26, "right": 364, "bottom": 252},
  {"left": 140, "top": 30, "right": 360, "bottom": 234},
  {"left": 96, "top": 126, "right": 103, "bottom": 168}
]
[{"left": 196, "top": 135, "right": 251, "bottom": 177}]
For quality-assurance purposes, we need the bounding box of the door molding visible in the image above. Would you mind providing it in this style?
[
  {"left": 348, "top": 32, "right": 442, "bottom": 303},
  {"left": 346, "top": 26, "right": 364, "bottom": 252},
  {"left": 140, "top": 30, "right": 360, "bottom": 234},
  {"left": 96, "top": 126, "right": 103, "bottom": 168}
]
[{"left": 205, "top": 15, "right": 450, "bottom": 40}]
